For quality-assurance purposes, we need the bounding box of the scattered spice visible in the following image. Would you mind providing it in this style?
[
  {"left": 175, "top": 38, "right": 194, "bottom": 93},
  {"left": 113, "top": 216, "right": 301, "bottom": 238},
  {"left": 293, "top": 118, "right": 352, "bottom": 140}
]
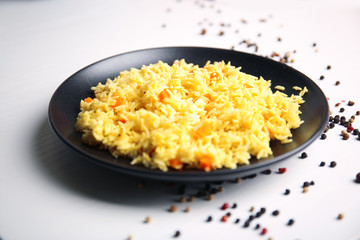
[
  {"left": 320, "top": 133, "right": 327, "bottom": 139},
  {"left": 208, "top": 194, "right": 214, "bottom": 201},
  {"left": 348, "top": 101, "right": 355, "bottom": 106},
  {"left": 284, "top": 189, "right": 291, "bottom": 195},
  {"left": 169, "top": 205, "right": 177, "bottom": 212},
  {"left": 232, "top": 203, "right": 237, "bottom": 209},
  {"left": 261, "top": 169, "right": 272, "bottom": 175},
  {"left": 174, "top": 230, "right": 181, "bottom": 238},
  {"left": 184, "top": 206, "right": 191, "bottom": 213},
  {"left": 303, "top": 186, "right": 309, "bottom": 193},
  {"left": 287, "top": 219, "right": 295, "bottom": 226},
  {"left": 144, "top": 216, "right": 151, "bottom": 223},
  {"left": 261, "top": 228, "right": 268, "bottom": 235},
  {"left": 234, "top": 218, "right": 240, "bottom": 224},
  {"left": 206, "top": 216, "right": 213, "bottom": 222},
  {"left": 221, "top": 202, "right": 229, "bottom": 210},
  {"left": 218, "top": 31, "right": 224, "bottom": 36},
  {"left": 250, "top": 206, "right": 255, "bottom": 212},
  {"left": 337, "top": 213, "right": 344, "bottom": 220},
  {"left": 278, "top": 168, "right": 287, "bottom": 174},
  {"left": 340, "top": 107, "right": 345, "bottom": 113},
  {"left": 221, "top": 215, "right": 228, "bottom": 222},
  {"left": 300, "top": 152, "right": 308, "bottom": 159},
  {"left": 200, "top": 29, "right": 207, "bottom": 35},
  {"left": 320, "top": 161, "right": 325, "bottom": 167},
  {"left": 330, "top": 161, "right": 337, "bottom": 168},
  {"left": 335, "top": 81, "right": 341, "bottom": 86},
  {"left": 272, "top": 210, "right": 280, "bottom": 216},
  {"left": 255, "top": 224, "right": 260, "bottom": 230},
  {"left": 320, "top": 75, "right": 325, "bottom": 80}
]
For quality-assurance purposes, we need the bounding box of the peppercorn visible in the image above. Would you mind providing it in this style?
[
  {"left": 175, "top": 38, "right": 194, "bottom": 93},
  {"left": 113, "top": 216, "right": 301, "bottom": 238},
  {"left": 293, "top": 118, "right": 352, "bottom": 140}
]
[
  {"left": 261, "top": 169, "right": 272, "bottom": 175},
  {"left": 272, "top": 210, "right": 280, "bottom": 216},
  {"left": 144, "top": 216, "right": 151, "bottom": 223},
  {"left": 355, "top": 172, "right": 360, "bottom": 183},
  {"left": 184, "top": 206, "right": 191, "bottom": 212},
  {"left": 169, "top": 205, "right": 177, "bottom": 212},
  {"left": 356, "top": 110, "right": 360, "bottom": 116},
  {"left": 326, "top": 65, "right": 332, "bottom": 70},
  {"left": 303, "top": 181, "right": 310, "bottom": 187},
  {"left": 221, "top": 202, "right": 229, "bottom": 210},
  {"left": 320, "top": 133, "right": 327, "bottom": 139},
  {"left": 353, "top": 129, "right": 359, "bottom": 135},
  {"left": 234, "top": 218, "right": 240, "bottom": 224},
  {"left": 320, "top": 161, "right": 325, "bottom": 167},
  {"left": 342, "top": 133, "right": 350, "bottom": 140},
  {"left": 330, "top": 161, "right": 337, "bottom": 168},
  {"left": 278, "top": 168, "right": 287, "bottom": 174},
  {"left": 208, "top": 194, "right": 214, "bottom": 201},
  {"left": 320, "top": 75, "right": 325, "bottom": 80},
  {"left": 329, "top": 122, "right": 335, "bottom": 129},
  {"left": 255, "top": 224, "right": 260, "bottom": 230},
  {"left": 232, "top": 203, "right": 237, "bottom": 209},
  {"left": 221, "top": 215, "right": 228, "bottom": 222},
  {"left": 348, "top": 101, "right": 355, "bottom": 106},
  {"left": 337, "top": 213, "right": 344, "bottom": 220},
  {"left": 287, "top": 219, "right": 295, "bottom": 226},
  {"left": 174, "top": 230, "right": 181, "bottom": 238},
  {"left": 250, "top": 206, "right": 255, "bottom": 212},
  {"left": 340, "top": 108, "right": 345, "bottom": 113},
  {"left": 300, "top": 152, "right": 308, "bottom": 159},
  {"left": 261, "top": 228, "right": 268, "bottom": 235},
  {"left": 284, "top": 189, "right": 291, "bottom": 195},
  {"left": 206, "top": 216, "right": 213, "bottom": 222},
  {"left": 335, "top": 81, "right": 340, "bottom": 86}
]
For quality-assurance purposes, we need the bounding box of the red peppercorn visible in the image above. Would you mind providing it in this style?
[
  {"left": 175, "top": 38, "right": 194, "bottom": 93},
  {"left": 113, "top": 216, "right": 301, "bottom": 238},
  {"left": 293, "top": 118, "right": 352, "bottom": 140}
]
[
  {"left": 261, "top": 228, "right": 268, "bottom": 235},
  {"left": 278, "top": 168, "right": 287, "bottom": 174},
  {"left": 221, "top": 215, "right": 228, "bottom": 222},
  {"left": 221, "top": 202, "right": 229, "bottom": 210},
  {"left": 347, "top": 126, "right": 354, "bottom": 133}
]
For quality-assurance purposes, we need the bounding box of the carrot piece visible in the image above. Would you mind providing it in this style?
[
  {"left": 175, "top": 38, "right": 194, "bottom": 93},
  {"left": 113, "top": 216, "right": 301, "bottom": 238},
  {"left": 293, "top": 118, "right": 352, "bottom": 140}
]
[
  {"left": 200, "top": 155, "right": 214, "bottom": 172},
  {"left": 84, "top": 97, "right": 93, "bottom": 103},
  {"left": 204, "top": 93, "right": 212, "bottom": 101},
  {"left": 210, "top": 72, "right": 219, "bottom": 79},
  {"left": 204, "top": 104, "right": 212, "bottom": 113},
  {"left": 159, "top": 89, "right": 170, "bottom": 102},
  {"left": 169, "top": 158, "right": 184, "bottom": 170},
  {"left": 193, "top": 122, "right": 212, "bottom": 139},
  {"left": 263, "top": 112, "right": 272, "bottom": 120},
  {"left": 111, "top": 97, "right": 123, "bottom": 108},
  {"left": 120, "top": 119, "right": 126, "bottom": 124},
  {"left": 136, "top": 85, "right": 141, "bottom": 89}
]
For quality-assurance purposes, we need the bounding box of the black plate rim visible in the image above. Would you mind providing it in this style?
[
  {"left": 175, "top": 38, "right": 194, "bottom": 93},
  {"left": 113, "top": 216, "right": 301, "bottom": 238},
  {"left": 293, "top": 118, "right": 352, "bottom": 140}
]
[{"left": 48, "top": 46, "right": 329, "bottom": 182}]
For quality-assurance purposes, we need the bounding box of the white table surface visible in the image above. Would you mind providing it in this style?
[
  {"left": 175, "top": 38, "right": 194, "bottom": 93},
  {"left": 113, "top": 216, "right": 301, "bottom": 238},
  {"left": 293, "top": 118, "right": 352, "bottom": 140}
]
[{"left": 1, "top": 0, "right": 360, "bottom": 239}]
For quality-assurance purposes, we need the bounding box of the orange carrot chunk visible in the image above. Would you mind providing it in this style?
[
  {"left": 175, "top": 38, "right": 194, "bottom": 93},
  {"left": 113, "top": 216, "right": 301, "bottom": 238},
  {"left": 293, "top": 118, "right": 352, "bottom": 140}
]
[
  {"left": 159, "top": 89, "right": 170, "bottom": 102},
  {"left": 210, "top": 72, "right": 219, "bottom": 79},
  {"left": 169, "top": 158, "right": 184, "bottom": 170},
  {"left": 84, "top": 97, "right": 93, "bottom": 103},
  {"left": 200, "top": 155, "right": 214, "bottom": 172},
  {"left": 111, "top": 97, "right": 123, "bottom": 108},
  {"left": 193, "top": 122, "right": 212, "bottom": 140}
]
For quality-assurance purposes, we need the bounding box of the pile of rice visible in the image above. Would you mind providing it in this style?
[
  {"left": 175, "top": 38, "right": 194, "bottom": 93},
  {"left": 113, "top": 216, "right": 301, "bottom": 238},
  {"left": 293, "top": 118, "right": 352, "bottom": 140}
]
[{"left": 75, "top": 60, "right": 307, "bottom": 172}]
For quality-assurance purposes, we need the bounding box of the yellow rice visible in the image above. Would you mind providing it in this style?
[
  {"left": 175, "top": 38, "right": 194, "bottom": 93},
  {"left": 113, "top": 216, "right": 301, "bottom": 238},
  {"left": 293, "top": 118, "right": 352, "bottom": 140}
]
[{"left": 75, "top": 60, "right": 307, "bottom": 172}]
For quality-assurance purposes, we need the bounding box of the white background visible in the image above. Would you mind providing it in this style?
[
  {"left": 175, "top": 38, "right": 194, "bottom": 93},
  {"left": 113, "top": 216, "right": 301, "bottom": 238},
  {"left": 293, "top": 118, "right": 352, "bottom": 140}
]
[{"left": 1, "top": 0, "right": 360, "bottom": 239}]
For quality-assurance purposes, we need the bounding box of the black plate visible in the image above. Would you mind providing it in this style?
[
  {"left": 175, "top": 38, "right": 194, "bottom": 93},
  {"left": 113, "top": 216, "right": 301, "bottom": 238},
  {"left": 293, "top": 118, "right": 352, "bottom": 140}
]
[{"left": 48, "top": 47, "right": 329, "bottom": 182}]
